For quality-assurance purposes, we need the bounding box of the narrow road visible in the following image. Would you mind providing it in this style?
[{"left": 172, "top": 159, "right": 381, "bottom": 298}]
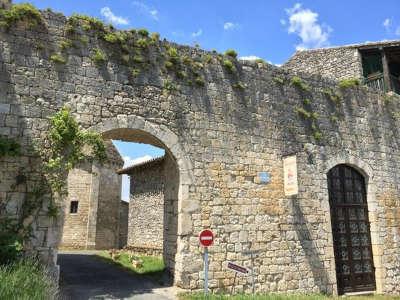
[{"left": 58, "top": 251, "right": 176, "bottom": 300}]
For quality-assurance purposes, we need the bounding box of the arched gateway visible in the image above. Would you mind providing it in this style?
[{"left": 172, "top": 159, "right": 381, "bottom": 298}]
[{"left": 327, "top": 164, "right": 376, "bottom": 294}]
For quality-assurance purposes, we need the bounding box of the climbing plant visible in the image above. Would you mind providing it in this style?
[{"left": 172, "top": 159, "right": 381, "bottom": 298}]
[{"left": 0, "top": 107, "right": 106, "bottom": 264}]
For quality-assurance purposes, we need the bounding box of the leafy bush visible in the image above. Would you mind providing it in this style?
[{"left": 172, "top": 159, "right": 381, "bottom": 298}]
[
  {"left": 91, "top": 48, "right": 107, "bottom": 65},
  {"left": 0, "top": 221, "right": 23, "bottom": 265},
  {"left": 273, "top": 76, "right": 285, "bottom": 85},
  {"left": 224, "top": 49, "right": 237, "bottom": 59},
  {"left": 0, "top": 3, "right": 43, "bottom": 29},
  {"left": 59, "top": 39, "right": 73, "bottom": 51},
  {"left": 136, "top": 38, "right": 148, "bottom": 48},
  {"left": 291, "top": 76, "right": 310, "bottom": 92},
  {"left": 138, "top": 28, "right": 149, "bottom": 37},
  {"left": 223, "top": 59, "right": 235, "bottom": 73},
  {"left": 50, "top": 53, "right": 67, "bottom": 64},
  {"left": 0, "top": 259, "right": 58, "bottom": 299},
  {"left": 150, "top": 32, "right": 160, "bottom": 42},
  {"left": 103, "top": 32, "right": 120, "bottom": 44},
  {"left": 195, "top": 76, "right": 205, "bottom": 86},
  {"left": 0, "top": 136, "right": 20, "bottom": 156},
  {"left": 233, "top": 82, "right": 246, "bottom": 90},
  {"left": 68, "top": 13, "right": 105, "bottom": 32},
  {"left": 338, "top": 78, "right": 360, "bottom": 89}
]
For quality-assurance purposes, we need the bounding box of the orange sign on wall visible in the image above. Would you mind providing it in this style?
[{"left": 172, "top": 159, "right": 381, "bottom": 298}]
[{"left": 283, "top": 155, "right": 298, "bottom": 196}]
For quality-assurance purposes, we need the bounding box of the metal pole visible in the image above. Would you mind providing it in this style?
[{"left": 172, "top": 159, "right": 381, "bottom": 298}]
[
  {"left": 231, "top": 272, "right": 237, "bottom": 295},
  {"left": 250, "top": 252, "right": 255, "bottom": 295},
  {"left": 204, "top": 247, "right": 208, "bottom": 295}
]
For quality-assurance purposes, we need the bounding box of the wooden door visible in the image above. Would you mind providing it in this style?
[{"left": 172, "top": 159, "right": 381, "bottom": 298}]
[{"left": 327, "top": 164, "right": 376, "bottom": 294}]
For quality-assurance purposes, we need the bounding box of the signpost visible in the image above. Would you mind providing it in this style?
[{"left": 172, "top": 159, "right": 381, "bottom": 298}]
[
  {"left": 227, "top": 262, "right": 249, "bottom": 294},
  {"left": 199, "top": 229, "right": 214, "bottom": 295}
]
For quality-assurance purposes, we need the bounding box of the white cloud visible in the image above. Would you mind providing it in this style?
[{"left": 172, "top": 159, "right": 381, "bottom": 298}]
[
  {"left": 132, "top": 1, "right": 159, "bottom": 21},
  {"left": 224, "top": 22, "right": 239, "bottom": 30},
  {"left": 280, "top": 19, "right": 286, "bottom": 26},
  {"left": 239, "top": 55, "right": 262, "bottom": 61},
  {"left": 383, "top": 18, "right": 392, "bottom": 30},
  {"left": 396, "top": 26, "right": 400, "bottom": 36},
  {"left": 122, "top": 154, "right": 153, "bottom": 168},
  {"left": 285, "top": 3, "right": 331, "bottom": 50},
  {"left": 191, "top": 29, "right": 203, "bottom": 38},
  {"left": 239, "top": 56, "right": 281, "bottom": 66},
  {"left": 100, "top": 7, "right": 129, "bottom": 26}
]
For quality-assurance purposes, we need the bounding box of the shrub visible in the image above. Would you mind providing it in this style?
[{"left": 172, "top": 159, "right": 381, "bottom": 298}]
[
  {"left": 291, "top": 76, "right": 310, "bottom": 92},
  {"left": 223, "top": 59, "right": 235, "bottom": 73},
  {"left": 177, "top": 70, "right": 187, "bottom": 79},
  {"left": 163, "top": 80, "right": 177, "bottom": 92},
  {"left": 195, "top": 76, "right": 205, "bottom": 86},
  {"left": 91, "top": 48, "right": 107, "bottom": 65},
  {"left": 0, "top": 3, "right": 43, "bottom": 29},
  {"left": 165, "top": 61, "right": 174, "bottom": 69},
  {"left": 322, "top": 88, "right": 341, "bottom": 104},
  {"left": 138, "top": 28, "right": 149, "bottom": 37},
  {"left": 50, "top": 53, "right": 67, "bottom": 64},
  {"left": 150, "top": 32, "right": 160, "bottom": 42},
  {"left": 203, "top": 54, "right": 212, "bottom": 64},
  {"left": 103, "top": 32, "right": 120, "bottom": 44},
  {"left": 295, "top": 106, "right": 311, "bottom": 119},
  {"left": 233, "top": 82, "right": 246, "bottom": 90},
  {"left": 130, "top": 68, "right": 140, "bottom": 77},
  {"left": 59, "top": 39, "right": 73, "bottom": 51},
  {"left": 338, "top": 78, "right": 360, "bottom": 89},
  {"left": 132, "top": 55, "right": 144, "bottom": 64},
  {"left": 0, "top": 259, "right": 58, "bottom": 299},
  {"left": 224, "top": 49, "right": 238, "bottom": 59},
  {"left": 0, "top": 136, "right": 21, "bottom": 156},
  {"left": 273, "top": 76, "right": 285, "bottom": 85},
  {"left": 136, "top": 38, "right": 148, "bottom": 48},
  {"left": 167, "top": 47, "right": 179, "bottom": 64},
  {"left": 68, "top": 14, "right": 105, "bottom": 32}
]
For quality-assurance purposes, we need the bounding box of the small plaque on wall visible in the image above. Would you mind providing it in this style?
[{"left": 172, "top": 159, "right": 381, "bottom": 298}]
[
  {"left": 283, "top": 155, "right": 298, "bottom": 196},
  {"left": 258, "top": 172, "right": 271, "bottom": 184}
]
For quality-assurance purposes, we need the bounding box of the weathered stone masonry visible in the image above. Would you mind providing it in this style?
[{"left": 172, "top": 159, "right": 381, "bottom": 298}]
[
  {"left": 60, "top": 141, "right": 124, "bottom": 249},
  {"left": 1, "top": 8, "right": 400, "bottom": 295},
  {"left": 118, "top": 156, "right": 165, "bottom": 255}
]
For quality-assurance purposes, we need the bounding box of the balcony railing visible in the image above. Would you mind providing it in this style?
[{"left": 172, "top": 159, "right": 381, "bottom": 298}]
[
  {"left": 363, "top": 73, "right": 386, "bottom": 92},
  {"left": 363, "top": 73, "right": 400, "bottom": 95}
]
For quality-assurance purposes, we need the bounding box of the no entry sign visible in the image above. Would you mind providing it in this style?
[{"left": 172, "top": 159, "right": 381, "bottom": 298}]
[{"left": 199, "top": 229, "right": 214, "bottom": 247}]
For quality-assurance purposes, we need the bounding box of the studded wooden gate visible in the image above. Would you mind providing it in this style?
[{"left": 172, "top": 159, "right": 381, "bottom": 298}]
[{"left": 327, "top": 164, "right": 376, "bottom": 294}]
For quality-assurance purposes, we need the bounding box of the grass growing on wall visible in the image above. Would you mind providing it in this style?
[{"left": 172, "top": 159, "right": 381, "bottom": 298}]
[{"left": 0, "top": 259, "right": 58, "bottom": 299}]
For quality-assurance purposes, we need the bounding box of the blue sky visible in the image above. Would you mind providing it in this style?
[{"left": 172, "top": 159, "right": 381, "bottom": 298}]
[{"left": 15, "top": 0, "right": 400, "bottom": 199}]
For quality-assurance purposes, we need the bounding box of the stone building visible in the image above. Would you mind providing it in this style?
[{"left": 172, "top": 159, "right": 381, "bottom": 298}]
[
  {"left": 60, "top": 141, "right": 124, "bottom": 249},
  {"left": 1, "top": 4, "right": 400, "bottom": 296},
  {"left": 118, "top": 156, "right": 165, "bottom": 255},
  {"left": 284, "top": 40, "right": 400, "bottom": 94},
  {"left": 118, "top": 200, "right": 129, "bottom": 248}
]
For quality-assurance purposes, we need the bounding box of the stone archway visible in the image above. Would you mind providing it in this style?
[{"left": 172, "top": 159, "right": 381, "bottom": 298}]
[
  {"left": 86, "top": 116, "right": 196, "bottom": 287},
  {"left": 322, "top": 154, "right": 384, "bottom": 294}
]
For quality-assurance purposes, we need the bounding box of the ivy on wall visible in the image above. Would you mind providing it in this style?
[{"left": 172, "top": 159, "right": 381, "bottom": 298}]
[{"left": 0, "top": 107, "right": 106, "bottom": 264}]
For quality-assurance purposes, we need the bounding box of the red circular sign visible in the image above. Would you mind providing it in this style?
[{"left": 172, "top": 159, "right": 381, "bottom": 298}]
[{"left": 199, "top": 229, "right": 214, "bottom": 247}]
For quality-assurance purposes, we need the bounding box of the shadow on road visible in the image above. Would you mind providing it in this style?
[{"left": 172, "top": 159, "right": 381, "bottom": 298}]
[{"left": 58, "top": 252, "right": 174, "bottom": 300}]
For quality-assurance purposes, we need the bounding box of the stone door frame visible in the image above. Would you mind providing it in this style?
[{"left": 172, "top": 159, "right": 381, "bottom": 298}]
[{"left": 322, "top": 154, "right": 384, "bottom": 294}]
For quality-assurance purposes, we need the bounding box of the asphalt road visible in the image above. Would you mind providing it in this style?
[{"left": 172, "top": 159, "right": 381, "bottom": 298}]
[{"left": 58, "top": 251, "right": 176, "bottom": 300}]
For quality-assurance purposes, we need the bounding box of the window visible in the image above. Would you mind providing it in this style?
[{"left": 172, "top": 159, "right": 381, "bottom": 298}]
[{"left": 70, "top": 201, "right": 79, "bottom": 214}]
